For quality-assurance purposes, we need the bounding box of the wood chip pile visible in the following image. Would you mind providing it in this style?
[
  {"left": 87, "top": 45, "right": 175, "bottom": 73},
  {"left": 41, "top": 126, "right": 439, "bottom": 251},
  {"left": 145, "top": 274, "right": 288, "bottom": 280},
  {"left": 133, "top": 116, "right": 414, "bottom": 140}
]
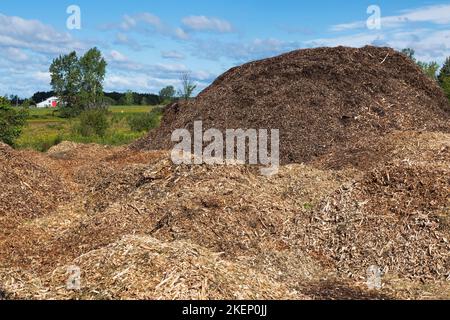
[
  {"left": 1, "top": 46, "right": 450, "bottom": 300},
  {"left": 0, "top": 236, "right": 304, "bottom": 300},
  {"left": 132, "top": 46, "right": 450, "bottom": 168},
  {"left": 0, "top": 143, "right": 69, "bottom": 235}
]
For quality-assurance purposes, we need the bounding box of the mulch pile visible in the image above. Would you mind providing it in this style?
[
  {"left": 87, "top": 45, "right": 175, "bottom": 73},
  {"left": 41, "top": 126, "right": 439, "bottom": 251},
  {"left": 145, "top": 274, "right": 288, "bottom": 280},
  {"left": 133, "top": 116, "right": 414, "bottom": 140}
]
[
  {"left": 0, "top": 143, "right": 69, "bottom": 235},
  {"left": 133, "top": 46, "right": 450, "bottom": 168},
  {"left": 1, "top": 46, "right": 450, "bottom": 300},
  {"left": 0, "top": 236, "right": 303, "bottom": 300},
  {"left": 285, "top": 131, "right": 450, "bottom": 282}
]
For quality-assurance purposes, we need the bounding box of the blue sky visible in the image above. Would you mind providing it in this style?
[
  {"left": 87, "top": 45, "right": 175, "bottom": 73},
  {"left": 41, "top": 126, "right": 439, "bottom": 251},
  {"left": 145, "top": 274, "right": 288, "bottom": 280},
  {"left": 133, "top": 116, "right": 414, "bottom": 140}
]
[{"left": 1, "top": 0, "right": 450, "bottom": 97}]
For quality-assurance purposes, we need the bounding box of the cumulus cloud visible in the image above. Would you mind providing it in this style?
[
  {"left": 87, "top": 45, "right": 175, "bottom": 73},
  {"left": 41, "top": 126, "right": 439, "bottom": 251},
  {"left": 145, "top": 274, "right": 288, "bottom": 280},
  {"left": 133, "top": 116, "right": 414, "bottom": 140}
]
[
  {"left": 0, "top": 47, "right": 29, "bottom": 62},
  {"left": 104, "top": 13, "right": 190, "bottom": 41},
  {"left": 0, "top": 13, "right": 92, "bottom": 97},
  {"left": 119, "top": 13, "right": 163, "bottom": 31},
  {"left": 331, "top": 4, "right": 450, "bottom": 31},
  {"left": 0, "top": 13, "right": 87, "bottom": 54},
  {"left": 182, "top": 16, "right": 234, "bottom": 33}
]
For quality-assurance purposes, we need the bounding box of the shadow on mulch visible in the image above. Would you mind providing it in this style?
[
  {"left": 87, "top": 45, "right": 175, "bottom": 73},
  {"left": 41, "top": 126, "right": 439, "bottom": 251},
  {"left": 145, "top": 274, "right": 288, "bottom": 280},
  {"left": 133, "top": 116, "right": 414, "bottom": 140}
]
[
  {"left": 301, "top": 280, "right": 393, "bottom": 300},
  {"left": 0, "top": 287, "right": 11, "bottom": 300}
]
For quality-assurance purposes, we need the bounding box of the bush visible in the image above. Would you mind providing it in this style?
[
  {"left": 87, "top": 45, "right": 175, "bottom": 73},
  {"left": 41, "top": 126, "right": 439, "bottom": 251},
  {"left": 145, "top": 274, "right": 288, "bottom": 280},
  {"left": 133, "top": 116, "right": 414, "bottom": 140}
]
[
  {"left": 59, "top": 106, "right": 82, "bottom": 118},
  {"left": 127, "top": 108, "right": 162, "bottom": 132},
  {"left": 76, "top": 109, "right": 109, "bottom": 137},
  {"left": 0, "top": 98, "right": 28, "bottom": 146}
]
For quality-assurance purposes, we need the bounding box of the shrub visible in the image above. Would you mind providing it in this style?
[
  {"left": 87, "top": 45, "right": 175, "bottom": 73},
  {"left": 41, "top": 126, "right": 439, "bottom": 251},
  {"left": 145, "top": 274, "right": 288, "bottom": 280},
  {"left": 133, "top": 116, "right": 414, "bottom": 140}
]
[
  {"left": 0, "top": 98, "right": 28, "bottom": 146},
  {"left": 127, "top": 108, "right": 162, "bottom": 132},
  {"left": 76, "top": 109, "right": 109, "bottom": 137}
]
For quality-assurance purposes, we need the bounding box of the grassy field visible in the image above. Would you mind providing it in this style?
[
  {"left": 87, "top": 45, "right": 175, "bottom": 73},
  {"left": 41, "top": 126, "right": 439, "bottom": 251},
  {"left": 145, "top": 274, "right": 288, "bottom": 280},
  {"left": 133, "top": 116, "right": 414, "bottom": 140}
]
[{"left": 16, "top": 105, "right": 160, "bottom": 152}]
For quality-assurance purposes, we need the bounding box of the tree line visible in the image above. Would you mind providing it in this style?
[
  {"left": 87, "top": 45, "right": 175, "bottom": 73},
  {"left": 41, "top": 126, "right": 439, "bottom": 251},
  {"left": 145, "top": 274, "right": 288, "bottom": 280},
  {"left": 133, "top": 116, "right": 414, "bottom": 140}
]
[{"left": 402, "top": 48, "right": 450, "bottom": 99}]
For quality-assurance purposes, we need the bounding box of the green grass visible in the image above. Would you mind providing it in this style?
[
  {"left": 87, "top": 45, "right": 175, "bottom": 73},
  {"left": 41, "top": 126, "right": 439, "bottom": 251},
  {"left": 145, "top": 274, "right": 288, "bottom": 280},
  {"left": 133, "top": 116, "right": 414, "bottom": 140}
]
[{"left": 15, "top": 105, "right": 160, "bottom": 152}]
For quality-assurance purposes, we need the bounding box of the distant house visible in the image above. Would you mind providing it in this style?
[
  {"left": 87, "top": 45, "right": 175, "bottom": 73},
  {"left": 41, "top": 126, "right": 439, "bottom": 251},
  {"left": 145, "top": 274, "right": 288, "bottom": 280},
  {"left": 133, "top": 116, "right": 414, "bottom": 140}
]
[{"left": 36, "top": 97, "right": 59, "bottom": 108}]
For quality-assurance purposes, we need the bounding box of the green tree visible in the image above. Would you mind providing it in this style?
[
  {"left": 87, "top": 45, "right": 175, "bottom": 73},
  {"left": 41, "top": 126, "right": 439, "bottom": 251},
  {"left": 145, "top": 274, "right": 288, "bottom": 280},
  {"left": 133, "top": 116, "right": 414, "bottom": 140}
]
[
  {"left": 159, "top": 85, "right": 175, "bottom": 103},
  {"left": 50, "top": 51, "right": 81, "bottom": 111},
  {"left": 79, "top": 47, "right": 107, "bottom": 109},
  {"left": 141, "top": 97, "right": 148, "bottom": 106},
  {"left": 124, "top": 90, "right": 134, "bottom": 105},
  {"left": 0, "top": 97, "right": 28, "bottom": 146},
  {"left": 49, "top": 48, "right": 107, "bottom": 116},
  {"left": 178, "top": 72, "right": 197, "bottom": 100},
  {"left": 401, "top": 48, "right": 440, "bottom": 81},
  {"left": 438, "top": 57, "right": 450, "bottom": 84},
  {"left": 439, "top": 57, "right": 450, "bottom": 99},
  {"left": 417, "top": 61, "right": 440, "bottom": 80}
]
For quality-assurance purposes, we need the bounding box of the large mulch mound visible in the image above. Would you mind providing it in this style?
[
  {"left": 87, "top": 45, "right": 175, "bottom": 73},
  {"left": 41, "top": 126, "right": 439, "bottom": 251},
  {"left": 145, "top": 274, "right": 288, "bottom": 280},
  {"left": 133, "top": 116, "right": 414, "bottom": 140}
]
[
  {"left": 132, "top": 46, "right": 450, "bottom": 167},
  {"left": 0, "top": 143, "right": 69, "bottom": 235}
]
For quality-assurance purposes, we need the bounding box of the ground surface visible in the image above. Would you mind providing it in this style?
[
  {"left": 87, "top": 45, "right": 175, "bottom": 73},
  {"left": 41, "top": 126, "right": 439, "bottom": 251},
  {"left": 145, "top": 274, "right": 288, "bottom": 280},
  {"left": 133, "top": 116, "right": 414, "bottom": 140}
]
[{"left": 16, "top": 105, "right": 157, "bottom": 152}]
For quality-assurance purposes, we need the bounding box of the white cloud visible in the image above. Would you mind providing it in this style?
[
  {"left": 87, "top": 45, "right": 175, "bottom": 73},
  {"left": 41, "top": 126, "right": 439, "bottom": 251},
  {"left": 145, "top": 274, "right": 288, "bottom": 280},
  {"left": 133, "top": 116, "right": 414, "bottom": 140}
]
[
  {"left": 0, "top": 47, "right": 29, "bottom": 62},
  {"left": 174, "top": 27, "right": 190, "bottom": 40},
  {"left": 33, "top": 71, "right": 51, "bottom": 83},
  {"left": 119, "top": 13, "right": 163, "bottom": 31},
  {"left": 182, "top": 16, "right": 234, "bottom": 33},
  {"left": 331, "top": 4, "right": 450, "bottom": 31},
  {"left": 191, "top": 38, "right": 302, "bottom": 62},
  {"left": 105, "top": 13, "right": 190, "bottom": 42},
  {"left": 306, "top": 33, "right": 384, "bottom": 48},
  {"left": 109, "top": 50, "right": 128, "bottom": 62},
  {"left": 0, "top": 13, "right": 87, "bottom": 54},
  {"left": 161, "top": 50, "right": 185, "bottom": 60}
]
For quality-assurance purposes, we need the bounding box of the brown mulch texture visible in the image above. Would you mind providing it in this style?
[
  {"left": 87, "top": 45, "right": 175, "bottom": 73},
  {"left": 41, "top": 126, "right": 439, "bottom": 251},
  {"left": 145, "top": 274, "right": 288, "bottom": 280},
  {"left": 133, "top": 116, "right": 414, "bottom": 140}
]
[
  {"left": 0, "top": 142, "right": 70, "bottom": 235},
  {"left": 132, "top": 46, "right": 450, "bottom": 169},
  {"left": 0, "top": 236, "right": 305, "bottom": 300},
  {"left": 301, "top": 159, "right": 450, "bottom": 281},
  {"left": 1, "top": 130, "right": 449, "bottom": 298}
]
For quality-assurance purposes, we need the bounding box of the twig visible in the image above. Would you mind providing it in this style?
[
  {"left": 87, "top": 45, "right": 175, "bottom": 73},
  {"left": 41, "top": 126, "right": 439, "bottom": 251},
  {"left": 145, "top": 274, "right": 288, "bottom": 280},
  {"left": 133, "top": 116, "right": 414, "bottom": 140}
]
[{"left": 380, "top": 53, "right": 389, "bottom": 65}]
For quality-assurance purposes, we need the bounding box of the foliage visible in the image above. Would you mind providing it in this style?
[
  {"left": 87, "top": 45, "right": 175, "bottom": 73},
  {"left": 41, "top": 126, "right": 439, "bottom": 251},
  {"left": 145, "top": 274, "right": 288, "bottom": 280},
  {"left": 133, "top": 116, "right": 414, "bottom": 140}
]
[
  {"left": 159, "top": 85, "right": 176, "bottom": 103},
  {"left": 417, "top": 61, "right": 440, "bottom": 80},
  {"left": 50, "top": 51, "right": 81, "bottom": 109},
  {"left": 32, "top": 91, "right": 55, "bottom": 104},
  {"left": 49, "top": 48, "right": 107, "bottom": 116},
  {"left": 79, "top": 47, "right": 107, "bottom": 109},
  {"left": 127, "top": 107, "right": 163, "bottom": 132},
  {"left": 124, "top": 90, "right": 134, "bottom": 105},
  {"left": 438, "top": 57, "right": 450, "bottom": 99},
  {"left": 440, "top": 74, "right": 450, "bottom": 100},
  {"left": 33, "top": 91, "right": 160, "bottom": 107},
  {"left": 0, "top": 97, "right": 28, "bottom": 146},
  {"left": 140, "top": 97, "right": 148, "bottom": 105},
  {"left": 15, "top": 105, "right": 154, "bottom": 151},
  {"left": 402, "top": 48, "right": 440, "bottom": 80},
  {"left": 178, "top": 72, "right": 197, "bottom": 100},
  {"left": 76, "top": 109, "right": 110, "bottom": 137}
]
